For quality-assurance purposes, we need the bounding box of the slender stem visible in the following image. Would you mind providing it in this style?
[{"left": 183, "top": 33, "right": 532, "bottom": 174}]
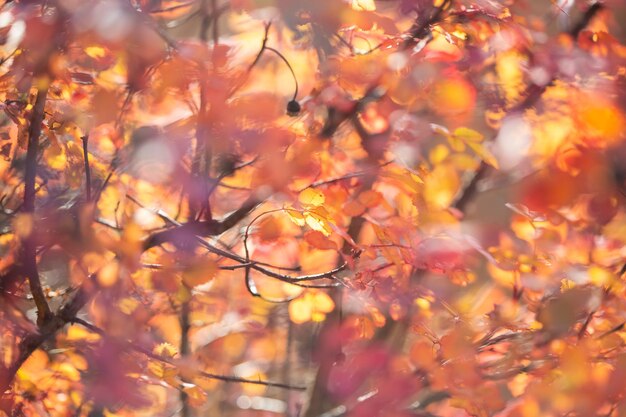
[
  {"left": 247, "top": 22, "right": 272, "bottom": 73},
  {"left": 210, "top": 0, "right": 219, "bottom": 45},
  {"left": 265, "top": 47, "right": 299, "bottom": 100},
  {"left": 452, "top": 162, "right": 488, "bottom": 212},
  {"left": 235, "top": 23, "right": 299, "bottom": 101},
  {"left": 81, "top": 135, "right": 91, "bottom": 202},
  {"left": 179, "top": 300, "right": 191, "bottom": 417}
]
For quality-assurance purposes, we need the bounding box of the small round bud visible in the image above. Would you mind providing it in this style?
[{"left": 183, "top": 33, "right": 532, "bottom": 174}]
[{"left": 286, "top": 99, "right": 301, "bottom": 116}]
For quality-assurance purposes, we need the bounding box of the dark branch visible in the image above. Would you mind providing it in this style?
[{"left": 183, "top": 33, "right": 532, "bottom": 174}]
[
  {"left": 569, "top": 2, "right": 603, "bottom": 38},
  {"left": 452, "top": 162, "right": 489, "bottom": 212},
  {"left": 401, "top": 0, "right": 452, "bottom": 50},
  {"left": 81, "top": 135, "right": 91, "bottom": 202},
  {"left": 143, "top": 197, "right": 261, "bottom": 250},
  {"left": 21, "top": 84, "right": 51, "bottom": 326},
  {"left": 0, "top": 275, "right": 93, "bottom": 396}
]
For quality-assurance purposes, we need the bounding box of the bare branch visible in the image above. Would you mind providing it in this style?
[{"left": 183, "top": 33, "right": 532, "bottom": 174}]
[
  {"left": 0, "top": 275, "right": 93, "bottom": 396},
  {"left": 81, "top": 135, "right": 91, "bottom": 202},
  {"left": 401, "top": 0, "right": 452, "bottom": 50},
  {"left": 142, "top": 197, "right": 261, "bottom": 250},
  {"left": 21, "top": 84, "right": 51, "bottom": 326}
]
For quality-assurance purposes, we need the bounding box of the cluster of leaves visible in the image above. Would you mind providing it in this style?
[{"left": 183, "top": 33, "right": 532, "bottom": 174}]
[{"left": 0, "top": 0, "right": 625, "bottom": 416}]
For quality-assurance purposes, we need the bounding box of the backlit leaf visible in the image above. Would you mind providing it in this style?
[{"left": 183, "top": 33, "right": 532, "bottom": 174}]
[{"left": 299, "top": 188, "right": 326, "bottom": 207}]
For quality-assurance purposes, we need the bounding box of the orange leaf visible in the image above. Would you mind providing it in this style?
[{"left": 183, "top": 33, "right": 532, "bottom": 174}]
[
  {"left": 343, "top": 199, "right": 366, "bottom": 217},
  {"left": 182, "top": 259, "right": 217, "bottom": 288},
  {"left": 258, "top": 216, "right": 282, "bottom": 242},
  {"left": 304, "top": 230, "right": 338, "bottom": 251},
  {"left": 358, "top": 190, "right": 382, "bottom": 208}
]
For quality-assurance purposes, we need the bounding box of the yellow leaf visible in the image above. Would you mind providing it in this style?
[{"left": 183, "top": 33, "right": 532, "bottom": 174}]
[
  {"left": 429, "top": 144, "right": 450, "bottom": 164},
  {"left": 148, "top": 360, "right": 178, "bottom": 379},
  {"left": 448, "top": 153, "right": 481, "bottom": 170},
  {"left": 118, "top": 297, "right": 140, "bottom": 315},
  {"left": 183, "top": 385, "right": 208, "bottom": 407},
  {"left": 351, "top": 0, "right": 376, "bottom": 11},
  {"left": 289, "top": 295, "right": 313, "bottom": 324},
  {"left": 589, "top": 265, "right": 615, "bottom": 287},
  {"left": 495, "top": 51, "right": 526, "bottom": 103},
  {"left": 85, "top": 45, "right": 106, "bottom": 59},
  {"left": 289, "top": 291, "right": 334, "bottom": 324},
  {"left": 177, "top": 284, "right": 192, "bottom": 303},
  {"left": 305, "top": 212, "right": 332, "bottom": 236},
  {"left": 466, "top": 141, "right": 499, "bottom": 169},
  {"left": 453, "top": 127, "right": 484, "bottom": 143},
  {"left": 447, "top": 134, "right": 466, "bottom": 152},
  {"left": 313, "top": 292, "right": 335, "bottom": 313},
  {"left": 50, "top": 362, "right": 81, "bottom": 382},
  {"left": 17, "top": 349, "right": 49, "bottom": 379},
  {"left": 560, "top": 278, "right": 576, "bottom": 292},
  {"left": 424, "top": 163, "right": 460, "bottom": 208},
  {"left": 286, "top": 209, "right": 306, "bottom": 226},
  {"left": 44, "top": 144, "right": 66, "bottom": 170},
  {"left": 298, "top": 188, "right": 325, "bottom": 207},
  {"left": 97, "top": 260, "right": 119, "bottom": 287},
  {"left": 308, "top": 205, "right": 330, "bottom": 218},
  {"left": 66, "top": 326, "right": 101, "bottom": 343},
  {"left": 154, "top": 342, "right": 178, "bottom": 358}
]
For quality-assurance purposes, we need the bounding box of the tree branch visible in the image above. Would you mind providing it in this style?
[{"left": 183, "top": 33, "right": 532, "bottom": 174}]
[
  {"left": 569, "top": 2, "right": 603, "bottom": 39},
  {"left": 81, "top": 135, "right": 91, "bottom": 202},
  {"left": 142, "top": 196, "right": 261, "bottom": 250},
  {"left": 401, "top": 0, "right": 452, "bottom": 50},
  {"left": 21, "top": 84, "right": 51, "bottom": 326},
  {"left": 0, "top": 276, "right": 92, "bottom": 396}
]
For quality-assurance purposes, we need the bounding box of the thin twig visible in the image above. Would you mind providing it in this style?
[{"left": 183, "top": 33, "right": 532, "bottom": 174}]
[
  {"left": 81, "top": 135, "right": 91, "bottom": 202},
  {"left": 210, "top": 0, "right": 219, "bottom": 45}
]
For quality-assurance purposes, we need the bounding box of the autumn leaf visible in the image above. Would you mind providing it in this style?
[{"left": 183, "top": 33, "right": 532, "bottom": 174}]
[
  {"left": 182, "top": 259, "right": 217, "bottom": 288},
  {"left": 304, "top": 230, "right": 338, "bottom": 250},
  {"left": 289, "top": 291, "right": 335, "bottom": 324},
  {"left": 299, "top": 188, "right": 326, "bottom": 207}
]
